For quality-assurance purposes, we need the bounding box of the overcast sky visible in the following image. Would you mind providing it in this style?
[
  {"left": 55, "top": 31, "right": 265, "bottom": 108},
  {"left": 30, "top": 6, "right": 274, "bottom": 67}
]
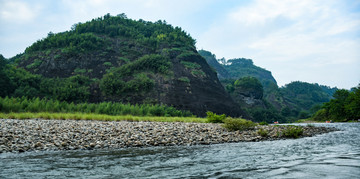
[{"left": 1, "top": 0, "right": 359, "bottom": 89}]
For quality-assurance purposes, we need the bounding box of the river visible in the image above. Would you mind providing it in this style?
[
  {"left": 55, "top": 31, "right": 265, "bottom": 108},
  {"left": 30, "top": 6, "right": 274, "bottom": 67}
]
[{"left": 1, "top": 123, "right": 359, "bottom": 178}]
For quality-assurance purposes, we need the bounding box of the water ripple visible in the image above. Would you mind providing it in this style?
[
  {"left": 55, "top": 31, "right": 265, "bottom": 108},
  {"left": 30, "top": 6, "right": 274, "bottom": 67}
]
[{"left": 1, "top": 123, "right": 360, "bottom": 178}]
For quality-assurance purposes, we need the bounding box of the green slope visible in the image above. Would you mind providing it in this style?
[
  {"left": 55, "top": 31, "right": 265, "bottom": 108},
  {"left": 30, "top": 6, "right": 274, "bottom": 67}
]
[
  {"left": 1, "top": 14, "right": 246, "bottom": 118},
  {"left": 199, "top": 50, "right": 338, "bottom": 122}
]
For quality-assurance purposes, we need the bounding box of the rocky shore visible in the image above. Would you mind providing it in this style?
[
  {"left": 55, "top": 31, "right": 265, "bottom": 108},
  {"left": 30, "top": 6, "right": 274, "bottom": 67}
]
[{"left": 0, "top": 119, "right": 337, "bottom": 153}]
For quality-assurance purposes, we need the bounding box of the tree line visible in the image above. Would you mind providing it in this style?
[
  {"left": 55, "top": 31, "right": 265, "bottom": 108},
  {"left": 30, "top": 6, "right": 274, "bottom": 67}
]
[{"left": 312, "top": 86, "right": 360, "bottom": 121}]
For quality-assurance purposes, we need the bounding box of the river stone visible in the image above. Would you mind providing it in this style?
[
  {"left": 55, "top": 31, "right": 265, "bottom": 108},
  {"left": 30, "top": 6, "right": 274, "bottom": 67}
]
[{"left": 0, "top": 118, "right": 338, "bottom": 153}]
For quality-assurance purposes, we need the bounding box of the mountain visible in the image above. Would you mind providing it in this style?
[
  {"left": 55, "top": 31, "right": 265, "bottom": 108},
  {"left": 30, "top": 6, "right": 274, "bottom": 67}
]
[
  {"left": 224, "top": 58, "right": 277, "bottom": 88},
  {"left": 199, "top": 50, "right": 284, "bottom": 108},
  {"left": 199, "top": 50, "right": 337, "bottom": 122},
  {"left": 198, "top": 50, "right": 230, "bottom": 79},
  {"left": 198, "top": 50, "right": 276, "bottom": 89},
  {"left": 280, "top": 81, "right": 337, "bottom": 113},
  {"left": 4, "top": 14, "right": 247, "bottom": 117},
  {"left": 199, "top": 50, "right": 282, "bottom": 103}
]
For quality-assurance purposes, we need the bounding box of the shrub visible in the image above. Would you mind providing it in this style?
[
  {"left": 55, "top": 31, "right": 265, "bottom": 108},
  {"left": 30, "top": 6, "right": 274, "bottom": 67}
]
[
  {"left": 222, "top": 117, "right": 256, "bottom": 131},
  {"left": 54, "top": 54, "right": 61, "bottom": 59},
  {"left": 178, "top": 77, "right": 190, "bottom": 83},
  {"left": 259, "top": 121, "right": 268, "bottom": 125},
  {"left": 26, "top": 59, "right": 42, "bottom": 69},
  {"left": 306, "top": 123, "right": 315, "bottom": 128},
  {"left": 118, "top": 57, "right": 130, "bottom": 63},
  {"left": 282, "top": 126, "right": 303, "bottom": 138},
  {"left": 191, "top": 70, "right": 206, "bottom": 78},
  {"left": 312, "top": 109, "right": 327, "bottom": 121},
  {"left": 123, "top": 73, "right": 155, "bottom": 93},
  {"left": 74, "top": 68, "right": 86, "bottom": 74},
  {"left": 206, "top": 111, "right": 226, "bottom": 123},
  {"left": 103, "top": 62, "right": 113, "bottom": 66},
  {"left": 257, "top": 128, "right": 268, "bottom": 137},
  {"left": 181, "top": 61, "right": 201, "bottom": 69},
  {"left": 177, "top": 51, "right": 197, "bottom": 60},
  {"left": 117, "top": 54, "right": 172, "bottom": 76}
]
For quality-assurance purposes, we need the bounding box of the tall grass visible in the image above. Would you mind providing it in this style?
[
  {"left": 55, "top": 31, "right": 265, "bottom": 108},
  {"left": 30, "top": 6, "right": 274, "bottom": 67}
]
[
  {"left": 0, "top": 97, "right": 192, "bottom": 117},
  {"left": 0, "top": 112, "right": 206, "bottom": 123},
  {"left": 222, "top": 117, "right": 257, "bottom": 131}
]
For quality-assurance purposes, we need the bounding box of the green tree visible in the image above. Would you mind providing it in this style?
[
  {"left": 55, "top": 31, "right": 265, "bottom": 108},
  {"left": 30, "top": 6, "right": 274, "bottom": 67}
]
[
  {"left": 312, "top": 86, "right": 360, "bottom": 121},
  {"left": 250, "top": 108, "right": 285, "bottom": 123},
  {"left": 325, "top": 89, "right": 349, "bottom": 120},
  {"left": 234, "top": 76, "right": 263, "bottom": 99},
  {"left": 344, "top": 86, "right": 360, "bottom": 120},
  {"left": 53, "top": 75, "right": 91, "bottom": 103},
  {"left": 0, "top": 55, "right": 15, "bottom": 97},
  {"left": 4, "top": 66, "right": 42, "bottom": 98}
]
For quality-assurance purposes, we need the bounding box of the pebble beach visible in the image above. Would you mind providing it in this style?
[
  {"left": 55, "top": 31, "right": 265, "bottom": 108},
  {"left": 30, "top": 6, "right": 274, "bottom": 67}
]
[{"left": 0, "top": 119, "right": 337, "bottom": 153}]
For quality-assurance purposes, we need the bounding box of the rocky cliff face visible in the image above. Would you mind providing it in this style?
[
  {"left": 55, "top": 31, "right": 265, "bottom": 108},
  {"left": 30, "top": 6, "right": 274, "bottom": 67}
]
[{"left": 163, "top": 52, "right": 246, "bottom": 117}]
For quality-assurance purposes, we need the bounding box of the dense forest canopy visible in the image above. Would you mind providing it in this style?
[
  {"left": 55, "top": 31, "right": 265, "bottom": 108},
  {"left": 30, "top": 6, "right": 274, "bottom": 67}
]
[
  {"left": 280, "top": 81, "right": 335, "bottom": 111},
  {"left": 25, "top": 13, "right": 195, "bottom": 55}
]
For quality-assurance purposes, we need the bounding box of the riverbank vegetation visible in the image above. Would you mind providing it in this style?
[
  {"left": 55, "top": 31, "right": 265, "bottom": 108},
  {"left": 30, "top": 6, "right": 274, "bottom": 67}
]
[
  {"left": 0, "top": 97, "right": 192, "bottom": 117},
  {"left": 311, "top": 86, "right": 360, "bottom": 122},
  {"left": 0, "top": 97, "right": 259, "bottom": 130},
  {"left": 206, "top": 111, "right": 257, "bottom": 131},
  {"left": 223, "top": 117, "right": 257, "bottom": 131},
  {"left": 0, "top": 112, "right": 205, "bottom": 123},
  {"left": 0, "top": 98, "right": 259, "bottom": 126},
  {"left": 282, "top": 126, "right": 303, "bottom": 138}
]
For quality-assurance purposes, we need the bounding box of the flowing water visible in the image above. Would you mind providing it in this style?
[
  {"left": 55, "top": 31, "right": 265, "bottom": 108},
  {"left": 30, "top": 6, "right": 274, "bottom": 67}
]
[{"left": 1, "top": 123, "right": 359, "bottom": 178}]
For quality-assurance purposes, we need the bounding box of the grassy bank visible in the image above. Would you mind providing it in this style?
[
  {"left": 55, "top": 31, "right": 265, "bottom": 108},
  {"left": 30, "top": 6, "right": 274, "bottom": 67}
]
[
  {"left": 0, "top": 112, "right": 206, "bottom": 123},
  {"left": 0, "top": 97, "right": 192, "bottom": 117}
]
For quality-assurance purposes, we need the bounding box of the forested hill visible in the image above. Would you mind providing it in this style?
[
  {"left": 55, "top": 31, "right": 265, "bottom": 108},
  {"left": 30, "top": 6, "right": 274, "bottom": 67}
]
[
  {"left": 199, "top": 50, "right": 338, "bottom": 122},
  {"left": 198, "top": 50, "right": 230, "bottom": 79},
  {"left": 199, "top": 50, "right": 282, "bottom": 108},
  {"left": 280, "top": 81, "right": 338, "bottom": 111},
  {"left": 1, "top": 14, "right": 246, "bottom": 117},
  {"left": 199, "top": 50, "right": 277, "bottom": 90},
  {"left": 20, "top": 13, "right": 196, "bottom": 79}
]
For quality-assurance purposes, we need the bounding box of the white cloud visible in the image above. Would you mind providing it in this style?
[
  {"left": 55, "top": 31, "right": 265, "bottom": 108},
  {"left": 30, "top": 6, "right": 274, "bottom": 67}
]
[
  {"left": 0, "top": 0, "right": 41, "bottom": 22},
  {"left": 229, "top": 0, "right": 320, "bottom": 26},
  {"left": 198, "top": 0, "right": 360, "bottom": 88},
  {"left": 59, "top": 0, "right": 205, "bottom": 22}
]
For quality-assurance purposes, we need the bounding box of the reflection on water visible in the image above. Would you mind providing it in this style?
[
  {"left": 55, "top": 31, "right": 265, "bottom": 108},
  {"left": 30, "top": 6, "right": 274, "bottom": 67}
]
[{"left": 1, "top": 123, "right": 359, "bottom": 178}]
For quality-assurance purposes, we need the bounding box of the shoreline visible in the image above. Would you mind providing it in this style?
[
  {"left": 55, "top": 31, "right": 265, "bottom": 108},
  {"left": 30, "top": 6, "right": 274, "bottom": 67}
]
[{"left": 0, "top": 118, "right": 338, "bottom": 153}]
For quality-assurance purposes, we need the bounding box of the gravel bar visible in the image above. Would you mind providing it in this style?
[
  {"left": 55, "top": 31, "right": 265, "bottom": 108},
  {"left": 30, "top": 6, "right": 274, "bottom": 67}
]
[{"left": 0, "top": 119, "right": 337, "bottom": 153}]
